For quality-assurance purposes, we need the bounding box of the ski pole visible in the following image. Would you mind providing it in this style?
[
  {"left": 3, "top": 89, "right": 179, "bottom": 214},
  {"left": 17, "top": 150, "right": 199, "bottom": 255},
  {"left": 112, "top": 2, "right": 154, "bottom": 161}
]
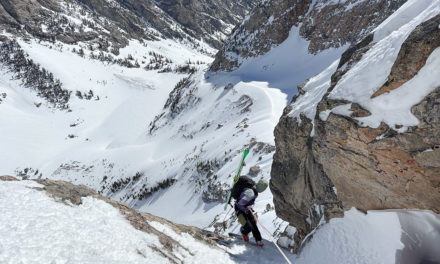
[{"left": 247, "top": 207, "right": 293, "bottom": 264}]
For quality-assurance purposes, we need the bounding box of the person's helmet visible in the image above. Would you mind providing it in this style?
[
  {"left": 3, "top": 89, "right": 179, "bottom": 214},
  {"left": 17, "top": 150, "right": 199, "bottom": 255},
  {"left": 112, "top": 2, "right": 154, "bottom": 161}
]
[{"left": 255, "top": 179, "right": 268, "bottom": 193}]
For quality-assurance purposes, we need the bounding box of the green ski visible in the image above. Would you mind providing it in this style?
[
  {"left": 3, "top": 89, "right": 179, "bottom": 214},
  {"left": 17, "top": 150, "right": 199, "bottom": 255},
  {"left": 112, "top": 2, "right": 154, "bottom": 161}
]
[{"left": 224, "top": 149, "right": 250, "bottom": 210}]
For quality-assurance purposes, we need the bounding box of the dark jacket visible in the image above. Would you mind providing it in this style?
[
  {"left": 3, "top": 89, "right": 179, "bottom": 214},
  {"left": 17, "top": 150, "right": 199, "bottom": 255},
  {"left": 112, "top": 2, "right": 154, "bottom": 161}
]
[{"left": 235, "top": 187, "right": 257, "bottom": 212}]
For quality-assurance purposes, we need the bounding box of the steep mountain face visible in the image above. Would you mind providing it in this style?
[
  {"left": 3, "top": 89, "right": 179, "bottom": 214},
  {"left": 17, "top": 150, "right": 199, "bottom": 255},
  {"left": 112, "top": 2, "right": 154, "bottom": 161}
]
[
  {"left": 0, "top": 0, "right": 255, "bottom": 49},
  {"left": 271, "top": 0, "right": 440, "bottom": 250},
  {"left": 210, "top": 0, "right": 407, "bottom": 72},
  {"left": 155, "top": 0, "right": 255, "bottom": 48}
]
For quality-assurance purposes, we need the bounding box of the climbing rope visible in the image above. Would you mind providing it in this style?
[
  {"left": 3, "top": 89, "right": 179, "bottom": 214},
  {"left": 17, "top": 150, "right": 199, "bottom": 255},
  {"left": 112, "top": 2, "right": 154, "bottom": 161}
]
[{"left": 248, "top": 207, "right": 293, "bottom": 264}]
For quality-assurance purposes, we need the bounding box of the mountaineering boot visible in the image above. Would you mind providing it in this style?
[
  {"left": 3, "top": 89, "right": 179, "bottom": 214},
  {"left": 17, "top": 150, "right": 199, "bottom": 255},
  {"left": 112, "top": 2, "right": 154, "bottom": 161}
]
[
  {"left": 241, "top": 233, "right": 249, "bottom": 242},
  {"left": 256, "top": 241, "right": 264, "bottom": 248}
]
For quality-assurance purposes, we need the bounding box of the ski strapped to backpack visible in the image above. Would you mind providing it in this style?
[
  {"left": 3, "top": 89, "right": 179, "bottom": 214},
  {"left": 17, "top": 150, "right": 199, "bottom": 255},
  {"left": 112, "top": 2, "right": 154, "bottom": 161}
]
[
  {"left": 224, "top": 149, "right": 250, "bottom": 210},
  {"left": 231, "top": 176, "right": 257, "bottom": 201}
]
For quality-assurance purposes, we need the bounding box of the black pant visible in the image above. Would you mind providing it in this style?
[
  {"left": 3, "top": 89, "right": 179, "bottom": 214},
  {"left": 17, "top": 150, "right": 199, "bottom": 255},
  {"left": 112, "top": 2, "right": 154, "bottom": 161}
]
[{"left": 237, "top": 209, "right": 262, "bottom": 242}]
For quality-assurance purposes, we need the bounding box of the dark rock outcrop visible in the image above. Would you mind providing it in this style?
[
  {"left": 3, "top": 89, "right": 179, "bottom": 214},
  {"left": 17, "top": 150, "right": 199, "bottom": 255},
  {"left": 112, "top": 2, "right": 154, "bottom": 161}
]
[
  {"left": 0, "top": 175, "right": 19, "bottom": 181},
  {"left": 271, "top": 109, "right": 343, "bottom": 251},
  {"left": 210, "top": 0, "right": 407, "bottom": 72},
  {"left": 271, "top": 13, "right": 440, "bottom": 251}
]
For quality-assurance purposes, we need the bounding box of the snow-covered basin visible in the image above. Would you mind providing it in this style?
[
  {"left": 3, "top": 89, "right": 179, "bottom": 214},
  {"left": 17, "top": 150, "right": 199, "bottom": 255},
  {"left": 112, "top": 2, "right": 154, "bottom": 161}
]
[{"left": 225, "top": 26, "right": 347, "bottom": 101}]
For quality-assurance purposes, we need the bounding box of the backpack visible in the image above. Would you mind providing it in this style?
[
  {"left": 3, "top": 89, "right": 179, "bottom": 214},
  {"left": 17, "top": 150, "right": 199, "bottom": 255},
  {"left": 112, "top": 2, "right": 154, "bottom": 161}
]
[{"left": 231, "top": 176, "right": 257, "bottom": 200}]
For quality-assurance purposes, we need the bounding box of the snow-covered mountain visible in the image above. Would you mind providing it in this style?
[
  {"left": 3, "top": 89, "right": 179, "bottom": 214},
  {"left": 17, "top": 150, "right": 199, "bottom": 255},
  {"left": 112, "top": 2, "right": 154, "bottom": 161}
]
[
  {"left": 270, "top": 0, "right": 440, "bottom": 255},
  {"left": 210, "top": 0, "right": 407, "bottom": 98},
  {"left": 0, "top": 0, "right": 255, "bottom": 48},
  {"left": 1, "top": 0, "right": 440, "bottom": 263},
  {"left": 0, "top": 0, "right": 286, "bottom": 240}
]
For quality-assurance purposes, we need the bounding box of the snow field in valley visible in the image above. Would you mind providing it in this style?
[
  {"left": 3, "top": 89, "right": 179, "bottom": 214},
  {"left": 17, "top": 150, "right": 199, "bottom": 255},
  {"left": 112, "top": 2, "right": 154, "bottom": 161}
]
[{"left": 0, "top": 37, "right": 211, "bottom": 178}]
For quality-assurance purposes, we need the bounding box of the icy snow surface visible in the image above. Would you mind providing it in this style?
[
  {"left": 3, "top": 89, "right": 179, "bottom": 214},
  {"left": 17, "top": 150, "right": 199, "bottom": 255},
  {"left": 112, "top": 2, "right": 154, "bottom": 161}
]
[
  {"left": 329, "top": 0, "right": 440, "bottom": 131},
  {"left": 0, "top": 180, "right": 233, "bottom": 264},
  {"left": 2, "top": 180, "right": 440, "bottom": 263}
]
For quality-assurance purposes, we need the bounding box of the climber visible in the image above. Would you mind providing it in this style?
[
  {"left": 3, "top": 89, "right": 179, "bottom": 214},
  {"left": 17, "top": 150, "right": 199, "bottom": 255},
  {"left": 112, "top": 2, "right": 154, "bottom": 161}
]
[{"left": 231, "top": 176, "right": 268, "bottom": 248}]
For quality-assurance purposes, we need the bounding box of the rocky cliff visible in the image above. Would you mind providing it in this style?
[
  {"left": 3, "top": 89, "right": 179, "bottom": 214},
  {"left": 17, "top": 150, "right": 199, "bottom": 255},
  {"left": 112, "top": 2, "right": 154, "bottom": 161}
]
[
  {"left": 155, "top": 0, "right": 255, "bottom": 48},
  {"left": 271, "top": 3, "right": 440, "bottom": 251},
  {"left": 210, "top": 0, "right": 407, "bottom": 72}
]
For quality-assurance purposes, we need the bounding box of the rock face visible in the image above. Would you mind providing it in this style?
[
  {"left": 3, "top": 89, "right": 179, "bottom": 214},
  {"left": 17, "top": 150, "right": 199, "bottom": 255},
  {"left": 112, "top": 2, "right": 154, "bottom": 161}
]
[
  {"left": 0, "top": 0, "right": 256, "bottom": 48},
  {"left": 155, "top": 0, "right": 255, "bottom": 48},
  {"left": 271, "top": 107, "right": 343, "bottom": 248},
  {"left": 210, "top": 0, "right": 407, "bottom": 72},
  {"left": 271, "top": 13, "right": 440, "bottom": 251}
]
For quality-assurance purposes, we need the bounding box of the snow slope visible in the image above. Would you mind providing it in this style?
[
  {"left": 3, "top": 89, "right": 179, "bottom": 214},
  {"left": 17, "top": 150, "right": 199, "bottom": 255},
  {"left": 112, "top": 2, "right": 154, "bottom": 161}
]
[
  {"left": 2, "top": 179, "right": 439, "bottom": 264},
  {"left": 288, "top": 59, "right": 340, "bottom": 135},
  {"left": 287, "top": 0, "right": 440, "bottom": 135},
  {"left": 0, "top": 179, "right": 236, "bottom": 264},
  {"left": 328, "top": 0, "right": 440, "bottom": 131},
  {"left": 224, "top": 27, "right": 347, "bottom": 100},
  {"left": 0, "top": 33, "right": 290, "bottom": 238},
  {"left": 1, "top": 0, "right": 439, "bottom": 261}
]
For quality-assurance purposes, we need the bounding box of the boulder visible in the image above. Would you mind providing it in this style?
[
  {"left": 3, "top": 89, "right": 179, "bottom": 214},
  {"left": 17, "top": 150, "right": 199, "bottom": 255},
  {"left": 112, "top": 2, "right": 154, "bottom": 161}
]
[{"left": 248, "top": 165, "right": 261, "bottom": 176}]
